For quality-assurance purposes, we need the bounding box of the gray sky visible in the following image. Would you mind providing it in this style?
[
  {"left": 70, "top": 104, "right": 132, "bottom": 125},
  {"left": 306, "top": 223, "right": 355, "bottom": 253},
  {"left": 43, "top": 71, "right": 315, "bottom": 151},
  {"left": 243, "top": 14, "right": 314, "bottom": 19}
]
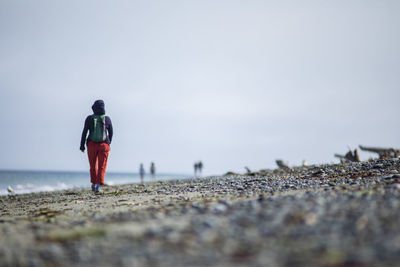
[{"left": 1, "top": 0, "right": 399, "bottom": 175}]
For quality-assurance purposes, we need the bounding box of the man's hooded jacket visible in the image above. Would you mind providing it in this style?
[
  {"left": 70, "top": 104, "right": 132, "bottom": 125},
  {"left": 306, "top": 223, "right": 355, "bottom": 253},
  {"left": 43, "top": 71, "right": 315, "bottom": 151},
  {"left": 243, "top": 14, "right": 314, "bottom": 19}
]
[{"left": 80, "top": 100, "right": 113, "bottom": 151}]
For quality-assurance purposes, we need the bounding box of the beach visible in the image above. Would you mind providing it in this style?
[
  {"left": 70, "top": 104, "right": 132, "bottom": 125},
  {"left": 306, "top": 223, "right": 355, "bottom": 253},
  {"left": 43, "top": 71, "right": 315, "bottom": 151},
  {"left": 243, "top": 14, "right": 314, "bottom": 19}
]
[{"left": 1, "top": 159, "right": 400, "bottom": 266}]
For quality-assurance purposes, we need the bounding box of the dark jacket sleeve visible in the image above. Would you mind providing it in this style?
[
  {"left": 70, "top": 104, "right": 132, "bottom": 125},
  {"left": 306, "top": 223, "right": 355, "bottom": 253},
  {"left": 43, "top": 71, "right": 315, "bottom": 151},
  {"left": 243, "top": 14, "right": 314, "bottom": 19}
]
[
  {"left": 106, "top": 116, "right": 113, "bottom": 144},
  {"left": 80, "top": 116, "right": 91, "bottom": 150}
]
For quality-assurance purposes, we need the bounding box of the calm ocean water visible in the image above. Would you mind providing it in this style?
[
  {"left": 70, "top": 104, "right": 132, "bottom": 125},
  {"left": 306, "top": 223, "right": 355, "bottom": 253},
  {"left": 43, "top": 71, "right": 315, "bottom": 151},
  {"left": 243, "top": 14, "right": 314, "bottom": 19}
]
[{"left": 0, "top": 170, "right": 191, "bottom": 195}]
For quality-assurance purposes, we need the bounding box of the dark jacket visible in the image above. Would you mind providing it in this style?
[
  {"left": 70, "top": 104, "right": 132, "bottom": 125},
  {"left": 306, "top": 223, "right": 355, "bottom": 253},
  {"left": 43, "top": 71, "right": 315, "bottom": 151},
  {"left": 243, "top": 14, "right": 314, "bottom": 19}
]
[{"left": 80, "top": 100, "right": 113, "bottom": 151}]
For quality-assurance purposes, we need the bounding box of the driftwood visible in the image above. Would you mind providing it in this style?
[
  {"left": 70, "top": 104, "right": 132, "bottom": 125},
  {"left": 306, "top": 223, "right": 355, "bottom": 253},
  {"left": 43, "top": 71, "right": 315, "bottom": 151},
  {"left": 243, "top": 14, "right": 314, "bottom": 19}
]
[
  {"left": 335, "top": 149, "right": 362, "bottom": 163},
  {"left": 276, "top": 159, "right": 290, "bottom": 169},
  {"left": 244, "top": 166, "right": 252, "bottom": 174},
  {"left": 359, "top": 145, "right": 400, "bottom": 159}
]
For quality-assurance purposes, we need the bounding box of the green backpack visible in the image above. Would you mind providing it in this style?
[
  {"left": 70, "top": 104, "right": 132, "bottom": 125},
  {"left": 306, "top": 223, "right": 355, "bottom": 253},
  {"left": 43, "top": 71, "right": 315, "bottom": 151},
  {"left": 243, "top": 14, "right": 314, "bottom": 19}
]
[{"left": 91, "top": 115, "right": 106, "bottom": 143}]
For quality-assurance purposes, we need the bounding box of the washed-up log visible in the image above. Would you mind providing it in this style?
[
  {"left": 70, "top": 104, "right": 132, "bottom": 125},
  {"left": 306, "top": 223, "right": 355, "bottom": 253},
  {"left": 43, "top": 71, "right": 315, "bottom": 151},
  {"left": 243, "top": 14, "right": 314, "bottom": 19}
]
[
  {"left": 359, "top": 145, "right": 400, "bottom": 159},
  {"left": 335, "top": 149, "right": 362, "bottom": 163},
  {"left": 276, "top": 159, "right": 290, "bottom": 169}
]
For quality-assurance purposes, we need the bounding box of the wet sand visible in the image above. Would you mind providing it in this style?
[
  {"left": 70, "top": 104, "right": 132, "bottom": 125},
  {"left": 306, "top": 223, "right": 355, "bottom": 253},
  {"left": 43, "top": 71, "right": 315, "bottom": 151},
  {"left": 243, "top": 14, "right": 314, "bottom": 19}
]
[{"left": 1, "top": 159, "right": 400, "bottom": 266}]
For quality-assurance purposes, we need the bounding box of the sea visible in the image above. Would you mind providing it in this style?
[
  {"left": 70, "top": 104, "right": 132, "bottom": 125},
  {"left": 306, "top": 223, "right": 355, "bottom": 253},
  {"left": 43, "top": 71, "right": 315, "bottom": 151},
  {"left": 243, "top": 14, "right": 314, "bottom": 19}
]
[{"left": 0, "top": 170, "right": 191, "bottom": 196}]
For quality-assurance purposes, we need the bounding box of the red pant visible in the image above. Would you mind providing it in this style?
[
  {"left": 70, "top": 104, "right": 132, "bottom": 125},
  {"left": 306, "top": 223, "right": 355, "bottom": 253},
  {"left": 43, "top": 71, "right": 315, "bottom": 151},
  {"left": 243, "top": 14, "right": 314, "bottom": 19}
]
[{"left": 87, "top": 142, "right": 110, "bottom": 185}]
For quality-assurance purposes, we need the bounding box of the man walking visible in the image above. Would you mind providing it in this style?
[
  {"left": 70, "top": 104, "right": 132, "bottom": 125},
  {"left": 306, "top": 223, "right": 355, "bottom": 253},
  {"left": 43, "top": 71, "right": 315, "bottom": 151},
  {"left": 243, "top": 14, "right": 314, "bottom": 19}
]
[{"left": 80, "top": 100, "right": 113, "bottom": 193}]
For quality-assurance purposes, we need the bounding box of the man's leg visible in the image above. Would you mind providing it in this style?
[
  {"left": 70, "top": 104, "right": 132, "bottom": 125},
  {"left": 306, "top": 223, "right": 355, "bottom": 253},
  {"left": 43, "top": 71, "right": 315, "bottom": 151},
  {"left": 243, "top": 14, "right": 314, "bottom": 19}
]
[
  {"left": 97, "top": 143, "right": 110, "bottom": 185},
  {"left": 87, "top": 142, "right": 98, "bottom": 185}
]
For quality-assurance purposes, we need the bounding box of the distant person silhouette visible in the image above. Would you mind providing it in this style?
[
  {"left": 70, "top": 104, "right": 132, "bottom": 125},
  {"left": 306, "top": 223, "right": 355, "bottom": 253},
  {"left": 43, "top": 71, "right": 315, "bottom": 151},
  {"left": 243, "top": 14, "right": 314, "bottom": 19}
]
[
  {"left": 150, "top": 162, "right": 156, "bottom": 179},
  {"left": 139, "top": 163, "right": 145, "bottom": 183},
  {"left": 198, "top": 161, "right": 203, "bottom": 177},
  {"left": 194, "top": 162, "right": 199, "bottom": 178},
  {"left": 80, "top": 100, "right": 113, "bottom": 193}
]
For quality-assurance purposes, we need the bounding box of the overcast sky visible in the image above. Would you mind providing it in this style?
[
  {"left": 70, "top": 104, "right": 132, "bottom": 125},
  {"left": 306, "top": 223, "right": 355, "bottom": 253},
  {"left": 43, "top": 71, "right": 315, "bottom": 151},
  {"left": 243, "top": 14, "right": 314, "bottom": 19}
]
[{"left": 0, "top": 0, "right": 399, "bottom": 175}]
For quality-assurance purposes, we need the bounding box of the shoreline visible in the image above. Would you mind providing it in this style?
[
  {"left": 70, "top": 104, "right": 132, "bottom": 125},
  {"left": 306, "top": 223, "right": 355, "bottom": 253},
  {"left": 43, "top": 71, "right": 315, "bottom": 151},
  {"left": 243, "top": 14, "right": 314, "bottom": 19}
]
[
  {"left": 1, "top": 159, "right": 400, "bottom": 266},
  {"left": 0, "top": 172, "right": 193, "bottom": 196}
]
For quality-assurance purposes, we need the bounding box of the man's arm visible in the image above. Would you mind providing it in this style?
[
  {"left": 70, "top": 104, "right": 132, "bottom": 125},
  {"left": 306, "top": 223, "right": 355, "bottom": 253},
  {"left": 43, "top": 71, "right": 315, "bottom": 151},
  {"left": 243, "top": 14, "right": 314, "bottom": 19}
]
[
  {"left": 107, "top": 116, "right": 113, "bottom": 144},
  {"left": 80, "top": 116, "right": 90, "bottom": 151}
]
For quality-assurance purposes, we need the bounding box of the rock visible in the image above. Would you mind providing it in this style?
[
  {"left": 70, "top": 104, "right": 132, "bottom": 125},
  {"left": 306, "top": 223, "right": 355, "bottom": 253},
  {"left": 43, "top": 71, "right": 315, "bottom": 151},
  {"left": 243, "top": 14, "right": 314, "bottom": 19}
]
[
  {"left": 39, "top": 244, "right": 64, "bottom": 261},
  {"left": 305, "top": 213, "right": 319, "bottom": 226},
  {"left": 211, "top": 203, "right": 227, "bottom": 214},
  {"left": 373, "top": 164, "right": 384, "bottom": 169}
]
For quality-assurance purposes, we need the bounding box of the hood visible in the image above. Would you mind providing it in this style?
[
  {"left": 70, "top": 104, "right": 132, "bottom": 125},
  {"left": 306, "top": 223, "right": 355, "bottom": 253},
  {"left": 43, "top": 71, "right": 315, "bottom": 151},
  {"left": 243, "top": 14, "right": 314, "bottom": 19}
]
[{"left": 92, "top": 100, "right": 105, "bottom": 115}]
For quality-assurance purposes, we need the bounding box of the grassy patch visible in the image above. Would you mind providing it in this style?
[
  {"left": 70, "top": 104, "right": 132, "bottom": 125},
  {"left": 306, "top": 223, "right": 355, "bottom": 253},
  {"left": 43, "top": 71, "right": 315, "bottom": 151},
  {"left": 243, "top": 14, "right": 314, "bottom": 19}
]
[
  {"left": 44, "top": 227, "right": 106, "bottom": 243},
  {"left": 32, "top": 208, "right": 63, "bottom": 219}
]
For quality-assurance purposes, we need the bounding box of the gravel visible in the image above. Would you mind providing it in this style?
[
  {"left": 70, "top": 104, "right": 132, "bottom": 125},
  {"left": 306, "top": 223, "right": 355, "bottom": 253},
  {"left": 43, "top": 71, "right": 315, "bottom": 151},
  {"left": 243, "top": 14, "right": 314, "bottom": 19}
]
[{"left": 0, "top": 159, "right": 400, "bottom": 266}]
